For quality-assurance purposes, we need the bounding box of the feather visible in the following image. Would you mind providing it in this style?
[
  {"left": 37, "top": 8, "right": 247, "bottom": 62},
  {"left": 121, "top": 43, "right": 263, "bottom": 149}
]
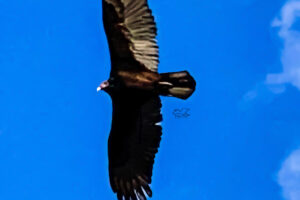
[
  {"left": 103, "top": 0, "right": 159, "bottom": 72},
  {"left": 142, "top": 185, "right": 152, "bottom": 197},
  {"left": 108, "top": 94, "right": 162, "bottom": 200},
  {"left": 117, "top": 193, "right": 123, "bottom": 200},
  {"left": 136, "top": 187, "right": 146, "bottom": 200}
]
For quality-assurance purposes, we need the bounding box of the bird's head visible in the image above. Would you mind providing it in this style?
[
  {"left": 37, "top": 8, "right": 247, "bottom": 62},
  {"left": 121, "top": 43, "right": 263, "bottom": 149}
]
[
  {"left": 97, "top": 80, "right": 110, "bottom": 92},
  {"left": 97, "top": 77, "right": 120, "bottom": 95}
]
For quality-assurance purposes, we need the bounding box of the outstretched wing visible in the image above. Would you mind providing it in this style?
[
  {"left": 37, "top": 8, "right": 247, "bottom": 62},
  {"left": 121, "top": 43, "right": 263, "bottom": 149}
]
[
  {"left": 108, "top": 92, "right": 162, "bottom": 200},
  {"left": 102, "top": 0, "right": 159, "bottom": 73}
]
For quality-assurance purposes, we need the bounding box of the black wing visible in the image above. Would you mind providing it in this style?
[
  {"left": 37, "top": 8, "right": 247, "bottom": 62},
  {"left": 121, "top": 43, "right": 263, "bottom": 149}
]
[
  {"left": 102, "top": 0, "right": 159, "bottom": 73},
  {"left": 108, "top": 91, "right": 162, "bottom": 200}
]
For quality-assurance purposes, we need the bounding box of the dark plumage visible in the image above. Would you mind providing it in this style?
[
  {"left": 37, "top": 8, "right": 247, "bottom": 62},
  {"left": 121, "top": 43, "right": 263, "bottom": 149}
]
[{"left": 99, "top": 0, "right": 196, "bottom": 199}]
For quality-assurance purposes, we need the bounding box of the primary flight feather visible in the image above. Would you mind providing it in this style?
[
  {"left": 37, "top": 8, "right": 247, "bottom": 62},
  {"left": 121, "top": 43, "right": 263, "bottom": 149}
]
[{"left": 99, "top": 0, "right": 196, "bottom": 199}]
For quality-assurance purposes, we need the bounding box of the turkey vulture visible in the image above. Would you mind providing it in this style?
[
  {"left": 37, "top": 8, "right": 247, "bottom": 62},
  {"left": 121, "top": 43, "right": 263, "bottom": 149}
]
[{"left": 98, "top": 0, "right": 196, "bottom": 199}]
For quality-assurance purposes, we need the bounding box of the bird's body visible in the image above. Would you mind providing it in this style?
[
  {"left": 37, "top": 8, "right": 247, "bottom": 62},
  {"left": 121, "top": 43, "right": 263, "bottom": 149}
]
[{"left": 99, "top": 0, "right": 196, "bottom": 199}]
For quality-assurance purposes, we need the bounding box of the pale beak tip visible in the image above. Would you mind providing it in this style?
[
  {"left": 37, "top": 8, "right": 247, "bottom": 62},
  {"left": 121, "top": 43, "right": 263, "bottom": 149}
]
[{"left": 97, "top": 87, "right": 101, "bottom": 92}]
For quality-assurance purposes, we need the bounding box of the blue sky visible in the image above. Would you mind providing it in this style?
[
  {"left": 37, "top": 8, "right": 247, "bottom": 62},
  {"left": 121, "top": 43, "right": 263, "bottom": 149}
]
[{"left": 1, "top": 0, "right": 300, "bottom": 199}]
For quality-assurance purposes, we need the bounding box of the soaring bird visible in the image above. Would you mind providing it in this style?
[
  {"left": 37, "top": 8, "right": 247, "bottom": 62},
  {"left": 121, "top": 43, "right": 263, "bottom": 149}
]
[{"left": 98, "top": 0, "right": 196, "bottom": 199}]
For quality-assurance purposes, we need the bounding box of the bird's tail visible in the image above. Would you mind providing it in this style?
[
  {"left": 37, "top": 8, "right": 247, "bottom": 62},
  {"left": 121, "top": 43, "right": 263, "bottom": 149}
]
[{"left": 157, "top": 71, "right": 196, "bottom": 100}]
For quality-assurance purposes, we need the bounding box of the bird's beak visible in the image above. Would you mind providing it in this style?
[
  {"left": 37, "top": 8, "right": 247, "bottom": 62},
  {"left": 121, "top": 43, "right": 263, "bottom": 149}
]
[{"left": 97, "top": 86, "right": 102, "bottom": 92}]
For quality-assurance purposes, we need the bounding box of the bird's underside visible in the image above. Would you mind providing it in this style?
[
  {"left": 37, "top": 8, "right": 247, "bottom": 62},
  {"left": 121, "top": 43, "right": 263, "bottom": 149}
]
[
  {"left": 106, "top": 70, "right": 194, "bottom": 200},
  {"left": 101, "top": 0, "right": 196, "bottom": 199}
]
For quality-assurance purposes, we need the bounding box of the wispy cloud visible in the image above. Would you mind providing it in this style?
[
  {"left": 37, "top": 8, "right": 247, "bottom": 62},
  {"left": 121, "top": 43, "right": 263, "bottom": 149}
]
[
  {"left": 268, "top": 2, "right": 300, "bottom": 199},
  {"left": 240, "top": 0, "right": 300, "bottom": 108},
  {"left": 278, "top": 148, "right": 300, "bottom": 200},
  {"left": 267, "top": 0, "right": 300, "bottom": 91}
]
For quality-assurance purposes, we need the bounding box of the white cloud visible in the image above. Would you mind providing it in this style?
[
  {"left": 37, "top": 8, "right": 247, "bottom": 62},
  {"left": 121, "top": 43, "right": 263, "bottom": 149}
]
[
  {"left": 267, "top": 0, "right": 300, "bottom": 91},
  {"left": 278, "top": 148, "right": 300, "bottom": 200},
  {"left": 240, "top": 1, "right": 300, "bottom": 107}
]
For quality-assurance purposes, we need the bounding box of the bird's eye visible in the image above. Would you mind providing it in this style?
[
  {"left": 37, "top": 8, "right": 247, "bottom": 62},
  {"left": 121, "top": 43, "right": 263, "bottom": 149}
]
[{"left": 100, "top": 81, "right": 109, "bottom": 89}]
